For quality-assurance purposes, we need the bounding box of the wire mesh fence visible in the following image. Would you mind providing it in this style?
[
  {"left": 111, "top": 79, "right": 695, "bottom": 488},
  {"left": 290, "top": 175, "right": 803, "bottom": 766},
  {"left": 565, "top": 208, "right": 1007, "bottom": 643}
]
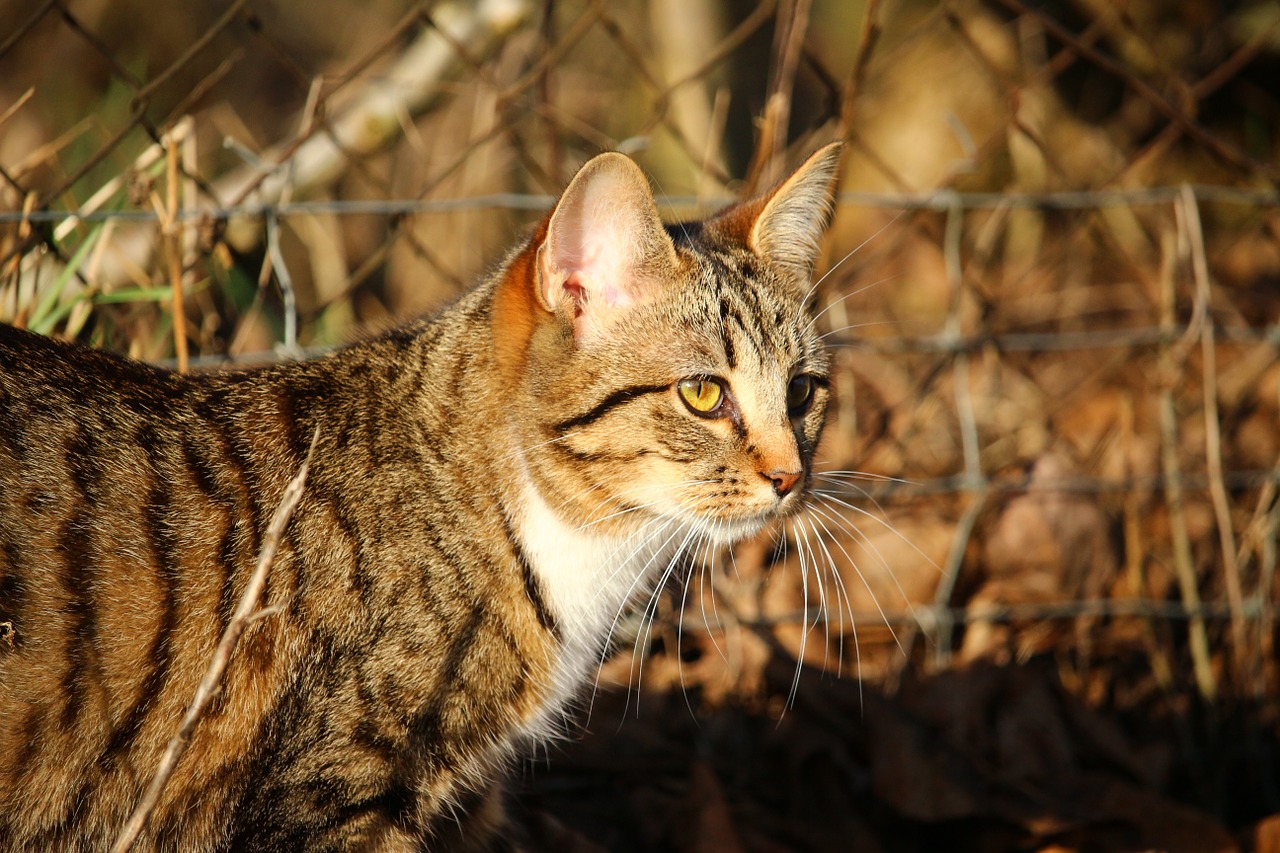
[{"left": 3, "top": 0, "right": 1279, "bottom": 757}]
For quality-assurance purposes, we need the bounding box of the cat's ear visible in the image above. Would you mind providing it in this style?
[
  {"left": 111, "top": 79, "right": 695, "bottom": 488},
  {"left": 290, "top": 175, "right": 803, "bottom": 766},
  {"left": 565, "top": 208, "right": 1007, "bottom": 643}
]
[
  {"left": 752, "top": 143, "right": 841, "bottom": 279},
  {"left": 536, "top": 152, "right": 679, "bottom": 343},
  {"left": 713, "top": 143, "right": 842, "bottom": 283}
]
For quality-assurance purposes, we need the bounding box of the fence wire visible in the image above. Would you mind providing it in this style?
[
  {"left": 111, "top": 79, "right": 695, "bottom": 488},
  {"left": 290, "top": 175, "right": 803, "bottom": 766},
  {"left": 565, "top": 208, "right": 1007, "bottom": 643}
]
[{"left": 2, "top": 0, "right": 1279, "bottom": 708}]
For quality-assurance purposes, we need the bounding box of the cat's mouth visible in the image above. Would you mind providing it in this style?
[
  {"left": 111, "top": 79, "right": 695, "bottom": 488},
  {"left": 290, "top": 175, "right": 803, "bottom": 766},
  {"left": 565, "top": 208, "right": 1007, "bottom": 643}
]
[{"left": 680, "top": 489, "right": 808, "bottom": 545}]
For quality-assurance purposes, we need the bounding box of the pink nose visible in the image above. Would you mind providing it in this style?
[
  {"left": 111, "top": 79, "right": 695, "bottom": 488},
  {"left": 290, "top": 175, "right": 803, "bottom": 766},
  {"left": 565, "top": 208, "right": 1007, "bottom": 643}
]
[{"left": 767, "top": 469, "right": 801, "bottom": 497}]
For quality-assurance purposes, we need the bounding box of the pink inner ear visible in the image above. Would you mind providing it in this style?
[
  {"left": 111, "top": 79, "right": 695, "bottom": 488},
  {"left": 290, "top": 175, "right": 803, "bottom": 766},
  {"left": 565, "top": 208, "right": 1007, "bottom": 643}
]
[
  {"left": 537, "top": 152, "right": 679, "bottom": 341},
  {"left": 548, "top": 232, "right": 635, "bottom": 315},
  {"left": 563, "top": 273, "right": 588, "bottom": 318}
]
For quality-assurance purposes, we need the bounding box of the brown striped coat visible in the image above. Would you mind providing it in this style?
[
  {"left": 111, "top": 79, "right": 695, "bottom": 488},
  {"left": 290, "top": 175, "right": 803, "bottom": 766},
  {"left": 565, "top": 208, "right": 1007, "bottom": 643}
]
[{"left": 0, "top": 145, "right": 840, "bottom": 851}]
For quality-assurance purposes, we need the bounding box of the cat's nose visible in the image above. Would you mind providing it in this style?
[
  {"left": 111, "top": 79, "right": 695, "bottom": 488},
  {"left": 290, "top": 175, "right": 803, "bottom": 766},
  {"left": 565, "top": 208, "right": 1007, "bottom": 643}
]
[{"left": 767, "top": 468, "right": 802, "bottom": 497}]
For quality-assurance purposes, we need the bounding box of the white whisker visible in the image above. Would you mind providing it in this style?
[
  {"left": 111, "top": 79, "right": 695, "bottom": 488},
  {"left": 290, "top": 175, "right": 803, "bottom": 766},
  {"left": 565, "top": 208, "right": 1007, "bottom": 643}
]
[
  {"left": 802, "top": 208, "right": 908, "bottom": 303},
  {"left": 587, "top": 491, "right": 725, "bottom": 723},
  {"left": 584, "top": 513, "right": 678, "bottom": 723},
  {"left": 806, "top": 276, "right": 900, "bottom": 335},
  {"left": 628, "top": 522, "right": 703, "bottom": 711},
  {"left": 782, "top": 522, "right": 812, "bottom": 710},
  {"left": 801, "top": 516, "right": 848, "bottom": 673},
  {"left": 808, "top": 499, "right": 917, "bottom": 652},
  {"left": 813, "top": 489, "right": 940, "bottom": 572},
  {"left": 575, "top": 479, "right": 718, "bottom": 531},
  {"left": 802, "top": 511, "right": 870, "bottom": 702},
  {"left": 813, "top": 466, "right": 914, "bottom": 486},
  {"left": 817, "top": 318, "right": 899, "bottom": 340}
]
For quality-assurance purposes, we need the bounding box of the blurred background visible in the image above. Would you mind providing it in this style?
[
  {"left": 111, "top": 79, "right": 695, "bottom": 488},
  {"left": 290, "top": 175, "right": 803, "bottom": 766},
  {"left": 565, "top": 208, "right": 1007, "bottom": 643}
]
[{"left": 2, "top": 0, "right": 1279, "bottom": 850}]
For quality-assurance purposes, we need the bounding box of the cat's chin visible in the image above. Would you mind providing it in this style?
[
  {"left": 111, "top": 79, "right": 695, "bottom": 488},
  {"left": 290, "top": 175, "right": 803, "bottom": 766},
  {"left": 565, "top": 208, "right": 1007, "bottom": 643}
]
[
  {"left": 686, "top": 511, "right": 780, "bottom": 547},
  {"left": 681, "top": 494, "right": 808, "bottom": 547}
]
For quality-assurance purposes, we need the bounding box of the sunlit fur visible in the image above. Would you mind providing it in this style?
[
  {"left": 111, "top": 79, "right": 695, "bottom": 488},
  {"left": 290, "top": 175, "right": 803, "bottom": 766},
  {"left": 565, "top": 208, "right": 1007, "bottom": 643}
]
[{"left": 0, "top": 145, "right": 840, "bottom": 851}]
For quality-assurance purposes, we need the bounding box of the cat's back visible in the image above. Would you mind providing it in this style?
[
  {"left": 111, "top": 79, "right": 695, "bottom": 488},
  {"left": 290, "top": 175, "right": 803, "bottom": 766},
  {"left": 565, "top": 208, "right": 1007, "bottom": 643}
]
[
  {"left": 1, "top": 322, "right": 187, "bottom": 430},
  {"left": 0, "top": 325, "right": 312, "bottom": 849}
]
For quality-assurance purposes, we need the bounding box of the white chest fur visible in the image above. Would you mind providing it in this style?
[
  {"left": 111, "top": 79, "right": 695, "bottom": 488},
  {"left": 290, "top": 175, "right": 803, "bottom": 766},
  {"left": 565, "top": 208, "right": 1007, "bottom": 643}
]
[{"left": 512, "top": 478, "right": 686, "bottom": 739}]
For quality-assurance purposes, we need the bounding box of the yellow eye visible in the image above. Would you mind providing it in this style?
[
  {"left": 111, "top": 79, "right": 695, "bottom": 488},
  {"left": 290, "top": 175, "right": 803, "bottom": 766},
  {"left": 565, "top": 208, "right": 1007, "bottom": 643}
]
[
  {"left": 787, "top": 375, "right": 815, "bottom": 414},
  {"left": 678, "top": 377, "right": 724, "bottom": 415}
]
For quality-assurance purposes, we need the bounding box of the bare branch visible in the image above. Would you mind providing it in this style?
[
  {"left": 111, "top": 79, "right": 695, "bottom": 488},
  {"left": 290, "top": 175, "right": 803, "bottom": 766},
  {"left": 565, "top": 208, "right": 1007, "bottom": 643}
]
[{"left": 56, "top": 0, "right": 532, "bottom": 292}]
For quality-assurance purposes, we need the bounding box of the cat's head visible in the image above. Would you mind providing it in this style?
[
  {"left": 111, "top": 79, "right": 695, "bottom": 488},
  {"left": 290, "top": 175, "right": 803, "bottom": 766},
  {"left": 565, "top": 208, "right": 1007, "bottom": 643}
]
[{"left": 497, "top": 145, "right": 840, "bottom": 545}]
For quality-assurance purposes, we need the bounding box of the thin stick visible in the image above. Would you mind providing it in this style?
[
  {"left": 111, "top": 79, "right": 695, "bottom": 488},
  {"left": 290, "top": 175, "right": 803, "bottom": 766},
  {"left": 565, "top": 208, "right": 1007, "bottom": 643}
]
[
  {"left": 836, "top": 0, "right": 881, "bottom": 142},
  {"left": 165, "top": 129, "right": 188, "bottom": 372},
  {"left": 932, "top": 196, "right": 983, "bottom": 668},
  {"left": 111, "top": 427, "right": 319, "bottom": 853},
  {"left": 744, "top": 0, "right": 811, "bottom": 192},
  {"left": 1161, "top": 202, "right": 1216, "bottom": 703},
  {"left": 0, "top": 86, "right": 34, "bottom": 132},
  {"left": 1182, "top": 185, "right": 1247, "bottom": 680}
]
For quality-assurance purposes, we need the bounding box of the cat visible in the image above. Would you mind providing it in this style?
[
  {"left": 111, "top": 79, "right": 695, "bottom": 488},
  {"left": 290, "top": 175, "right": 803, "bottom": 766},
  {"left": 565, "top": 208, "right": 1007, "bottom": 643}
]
[{"left": 0, "top": 143, "right": 840, "bottom": 851}]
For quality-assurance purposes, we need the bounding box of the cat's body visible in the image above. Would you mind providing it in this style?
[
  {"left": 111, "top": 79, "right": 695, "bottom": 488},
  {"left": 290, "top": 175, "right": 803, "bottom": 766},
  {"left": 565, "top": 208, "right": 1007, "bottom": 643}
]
[{"left": 0, "top": 146, "right": 839, "bottom": 851}]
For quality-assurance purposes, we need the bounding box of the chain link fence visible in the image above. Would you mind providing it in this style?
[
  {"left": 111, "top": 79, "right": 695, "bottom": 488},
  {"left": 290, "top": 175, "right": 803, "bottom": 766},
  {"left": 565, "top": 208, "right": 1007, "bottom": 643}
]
[{"left": 3, "top": 0, "right": 1280, "bottom": 759}]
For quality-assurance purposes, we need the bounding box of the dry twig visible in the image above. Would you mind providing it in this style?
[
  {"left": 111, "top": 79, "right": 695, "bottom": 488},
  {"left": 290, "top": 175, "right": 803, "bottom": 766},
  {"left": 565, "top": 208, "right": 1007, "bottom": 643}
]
[
  {"left": 1181, "top": 185, "right": 1248, "bottom": 682},
  {"left": 1160, "top": 206, "right": 1216, "bottom": 703},
  {"left": 20, "top": 0, "right": 531, "bottom": 294},
  {"left": 164, "top": 129, "right": 188, "bottom": 373}
]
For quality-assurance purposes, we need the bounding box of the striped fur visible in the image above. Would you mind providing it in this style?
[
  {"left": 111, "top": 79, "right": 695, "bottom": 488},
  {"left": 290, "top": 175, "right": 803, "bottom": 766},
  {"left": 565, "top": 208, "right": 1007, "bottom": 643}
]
[{"left": 0, "top": 145, "right": 840, "bottom": 851}]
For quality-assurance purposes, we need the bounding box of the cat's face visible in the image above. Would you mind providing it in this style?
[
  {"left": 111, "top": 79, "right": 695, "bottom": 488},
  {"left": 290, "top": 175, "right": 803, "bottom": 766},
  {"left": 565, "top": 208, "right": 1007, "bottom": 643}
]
[
  {"left": 502, "top": 146, "right": 839, "bottom": 545},
  {"left": 546, "top": 246, "right": 829, "bottom": 543}
]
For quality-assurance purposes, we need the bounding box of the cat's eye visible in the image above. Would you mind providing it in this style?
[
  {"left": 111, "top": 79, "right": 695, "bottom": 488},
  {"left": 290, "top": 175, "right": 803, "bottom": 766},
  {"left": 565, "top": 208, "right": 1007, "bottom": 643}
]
[
  {"left": 787, "top": 374, "right": 815, "bottom": 414},
  {"left": 678, "top": 377, "right": 725, "bottom": 415}
]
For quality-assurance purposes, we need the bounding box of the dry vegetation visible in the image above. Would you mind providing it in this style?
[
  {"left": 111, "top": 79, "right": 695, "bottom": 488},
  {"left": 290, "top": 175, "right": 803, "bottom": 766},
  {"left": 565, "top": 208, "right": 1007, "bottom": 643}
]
[{"left": 3, "top": 0, "right": 1280, "bottom": 850}]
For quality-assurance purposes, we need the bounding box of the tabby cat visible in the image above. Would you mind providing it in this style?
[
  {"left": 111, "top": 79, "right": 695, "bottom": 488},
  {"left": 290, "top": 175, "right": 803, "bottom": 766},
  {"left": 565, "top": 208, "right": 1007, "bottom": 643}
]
[{"left": 0, "top": 144, "right": 840, "bottom": 851}]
